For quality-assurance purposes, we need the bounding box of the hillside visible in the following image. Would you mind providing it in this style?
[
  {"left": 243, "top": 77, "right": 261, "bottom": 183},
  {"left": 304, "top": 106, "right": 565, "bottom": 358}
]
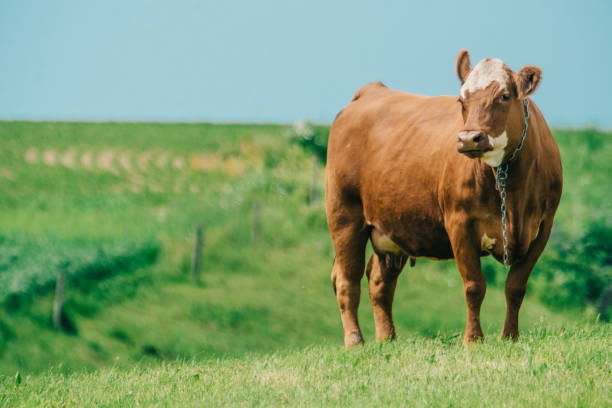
[{"left": 0, "top": 122, "right": 609, "bottom": 376}]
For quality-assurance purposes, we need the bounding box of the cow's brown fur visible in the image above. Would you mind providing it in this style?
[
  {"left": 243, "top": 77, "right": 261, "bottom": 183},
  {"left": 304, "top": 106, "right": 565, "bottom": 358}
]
[{"left": 326, "top": 50, "right": 562, "bottom": 347}]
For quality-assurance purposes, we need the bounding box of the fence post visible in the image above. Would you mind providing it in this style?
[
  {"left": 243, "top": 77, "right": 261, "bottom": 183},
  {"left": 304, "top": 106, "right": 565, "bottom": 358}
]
[
  {"left": 53, "top": 265, "right": 67, "bottom": 330},
  {"left": 192, "top": 224, "right": 203, "bottom": 283},
  {"left": 598, "top": 284, "right": 612, "bottom": 318},
  {"left": 309, "top": 155, "right": 320, "bottom": 205},
  {"left": 252, "top": 201, "right": 261, "bottom": 244}
]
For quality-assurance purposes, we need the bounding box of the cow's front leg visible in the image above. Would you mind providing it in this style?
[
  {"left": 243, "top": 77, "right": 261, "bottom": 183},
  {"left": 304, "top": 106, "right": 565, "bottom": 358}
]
[
  {"left": 502, "top": 220, "right": 553, "bottom": 339},
  {"left": 458, "top": 256, "right": 486, "bottom": 345},
  {"left": 449, "top": 229, "right": 486, "bottom": 346},
  {"left": 502, "top": 266, "right": 530, "bottom": 340},
  {"left": 366, "top": 253, "right": 406, "bottom": 341}
]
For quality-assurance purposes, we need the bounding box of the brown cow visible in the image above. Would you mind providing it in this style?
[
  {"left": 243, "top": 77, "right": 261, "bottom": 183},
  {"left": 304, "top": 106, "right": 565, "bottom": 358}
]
[{"left": 326, "top": 50, "right": 562, "bottom": 347}]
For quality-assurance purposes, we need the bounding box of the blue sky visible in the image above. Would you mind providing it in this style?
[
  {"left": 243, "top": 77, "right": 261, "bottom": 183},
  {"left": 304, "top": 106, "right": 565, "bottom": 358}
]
[{"left": 1, "top": 1, "right": 610, "bottom": 126}]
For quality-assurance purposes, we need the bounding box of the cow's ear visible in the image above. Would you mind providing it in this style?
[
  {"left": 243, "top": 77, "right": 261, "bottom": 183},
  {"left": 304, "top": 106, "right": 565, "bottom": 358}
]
[
  {"left": 516, "top": 65, "right": 542, "bottom": 98},
  {"left": 455, "top": 49, "right": 471, "bottom": 85}
]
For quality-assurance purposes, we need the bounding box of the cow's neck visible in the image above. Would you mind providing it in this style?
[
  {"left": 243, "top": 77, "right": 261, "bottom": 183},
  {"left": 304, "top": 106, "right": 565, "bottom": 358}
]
[
  {"left": 502, "top": 103, "right": 540, "bottom": 192},
  {"left": 490, "top": 112, "right": 540, "bottom": 235}
]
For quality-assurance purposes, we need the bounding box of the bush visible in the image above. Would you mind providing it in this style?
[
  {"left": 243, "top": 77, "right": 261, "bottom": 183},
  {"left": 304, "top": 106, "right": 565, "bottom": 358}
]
[
  {"left": 288, "top": 120, "right": 329, "bottom": 163},
  {"left": 0, "top": 234, "right": 161, "bottom": 307},
  {"left": 532, "top": 221, "right": 612, "bottom": 318}
]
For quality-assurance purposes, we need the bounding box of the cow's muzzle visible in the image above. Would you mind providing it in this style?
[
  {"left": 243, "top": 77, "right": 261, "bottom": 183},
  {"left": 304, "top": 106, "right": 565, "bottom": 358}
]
[{"left": 457, "top": 130, "right": 494, "bottom": 157}]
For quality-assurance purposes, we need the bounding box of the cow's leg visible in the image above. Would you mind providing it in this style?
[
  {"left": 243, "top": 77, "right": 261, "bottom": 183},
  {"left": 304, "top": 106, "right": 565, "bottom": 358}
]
[
  {"left": 458, "top": 255, "right": 486, "bottom": 345},
  {"left": 366, "top": 253, "right": 406, "bottom": 341},
  {"left": 502, "top": 220, "right": 553, "bottom": 339},
  {"left": 330, "top": 221, "right": 370, "bottom": 348},
  {"left": 448, "top": 228, "right": 486, "bottom": 346}
]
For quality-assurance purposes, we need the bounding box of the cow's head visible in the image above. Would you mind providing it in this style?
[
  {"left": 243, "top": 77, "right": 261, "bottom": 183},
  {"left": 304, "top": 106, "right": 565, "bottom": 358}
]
[{"left": 455, "top": 49, "right": 542, "bottom": 167}]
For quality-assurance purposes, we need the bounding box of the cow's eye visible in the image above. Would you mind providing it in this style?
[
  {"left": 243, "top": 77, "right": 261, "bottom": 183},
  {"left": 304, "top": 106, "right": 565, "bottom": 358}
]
[{"left": 501, "top": 94, "right": 510, "bottom": 101}]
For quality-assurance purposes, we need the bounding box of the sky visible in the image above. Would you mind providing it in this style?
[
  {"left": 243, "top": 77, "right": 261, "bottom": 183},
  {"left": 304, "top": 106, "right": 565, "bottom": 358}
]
[{"left": 1, "top": 0, "right": 610, "bottom": 127}]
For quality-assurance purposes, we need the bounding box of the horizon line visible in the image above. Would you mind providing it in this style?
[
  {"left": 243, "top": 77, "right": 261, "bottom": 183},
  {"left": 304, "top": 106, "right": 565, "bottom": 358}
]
[{"left": 0, "top": 119, "right": 610, "bottom": 132}]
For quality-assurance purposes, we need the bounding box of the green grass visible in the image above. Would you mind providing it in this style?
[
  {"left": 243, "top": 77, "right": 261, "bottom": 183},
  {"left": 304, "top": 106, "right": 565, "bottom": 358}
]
[
  {"left": 0, "top": 121, "right": 609, "bottom": 381},
  {"left": 2, "top": 324, "right": 610, "bottom": 407}
]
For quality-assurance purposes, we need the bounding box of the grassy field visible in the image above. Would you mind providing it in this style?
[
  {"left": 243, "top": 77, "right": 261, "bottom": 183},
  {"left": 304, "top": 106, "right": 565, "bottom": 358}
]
[
  {"left": 0, "top": 121, "right": 609, "bottom": 405},
  {"left": 2, "top": 324, "right": 610, "bottom": 407}
]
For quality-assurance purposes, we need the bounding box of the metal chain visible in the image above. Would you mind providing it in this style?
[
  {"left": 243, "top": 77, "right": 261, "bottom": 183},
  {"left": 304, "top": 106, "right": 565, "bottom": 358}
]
[{"left": 495, "top": 98, "right": 530, "bottom": 268}]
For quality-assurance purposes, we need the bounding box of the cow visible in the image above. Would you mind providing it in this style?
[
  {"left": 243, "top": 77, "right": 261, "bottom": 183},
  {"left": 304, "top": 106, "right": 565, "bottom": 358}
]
[{"left": 325, "top": 50, "right": 562, "bottom": 347}]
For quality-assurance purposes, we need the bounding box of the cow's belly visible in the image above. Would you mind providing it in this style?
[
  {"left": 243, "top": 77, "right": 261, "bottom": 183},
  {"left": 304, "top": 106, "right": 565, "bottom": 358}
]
[
  {"left": 369, "top": 223, "right": 453, "bottom": 260},
  {"left": 371, "top": 218, "right": 541, "bottom": 263}
]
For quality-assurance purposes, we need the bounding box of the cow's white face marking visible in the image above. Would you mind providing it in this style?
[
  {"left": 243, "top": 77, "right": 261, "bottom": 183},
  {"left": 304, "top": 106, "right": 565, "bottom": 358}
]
[
  {"left": 481, "top": 131, "right": 508, "bottom": 167},
  {"left": 460, "top": 58, "right": 508, "bottom": 98},
  {"left": 481, "top": 233, "right": 497, "bottom": 252}
]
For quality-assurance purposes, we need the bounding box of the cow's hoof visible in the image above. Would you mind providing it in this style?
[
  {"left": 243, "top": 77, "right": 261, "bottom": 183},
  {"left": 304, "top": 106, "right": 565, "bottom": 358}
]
[
  {"left": 462, "top": 333, "right": 484, "bottom": 348},
  {"left": 344, "top": 332, "right": 365, "bottom": 348},
  {"left": 375, "top": 329, "right": 397, "bottom": 343},
  {"left": 500, "top": 332, "right": 520, "bottom": 341}
]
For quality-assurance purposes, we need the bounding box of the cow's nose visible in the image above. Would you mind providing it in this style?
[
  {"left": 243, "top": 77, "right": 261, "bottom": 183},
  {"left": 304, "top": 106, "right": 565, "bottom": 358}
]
[
  {"left": 457, "top": 130, "right": 490, "bottom": 153},
  {"left": 458, "top": 130, "right": 485, "bottom": 145}
]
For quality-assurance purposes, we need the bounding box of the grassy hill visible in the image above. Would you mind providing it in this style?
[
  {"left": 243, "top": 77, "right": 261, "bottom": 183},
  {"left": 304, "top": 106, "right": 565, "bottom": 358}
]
[
  {"left": 0, "top": 121, "right": 609, "bottom": 378},
  {"left": 3, "top": 324, "right": 610, "bottom": 407}
]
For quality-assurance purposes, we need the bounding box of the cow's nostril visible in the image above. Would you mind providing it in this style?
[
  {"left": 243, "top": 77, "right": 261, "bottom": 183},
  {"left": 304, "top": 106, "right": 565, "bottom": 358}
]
[{"left": 473, "top": 134, "right": 482, "bottom": 143}]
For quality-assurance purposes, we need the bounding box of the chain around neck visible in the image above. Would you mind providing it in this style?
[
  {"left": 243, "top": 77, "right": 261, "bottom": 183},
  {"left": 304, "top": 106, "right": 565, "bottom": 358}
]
[{"left": 494, "top": 98, "right": 530, "bottom": 268}]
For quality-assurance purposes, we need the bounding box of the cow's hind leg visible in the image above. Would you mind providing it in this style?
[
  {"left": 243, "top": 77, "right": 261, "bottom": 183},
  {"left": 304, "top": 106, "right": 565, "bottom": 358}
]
[
  {"left": 366, "top": 253, "right": 407, "bottom": 341},
  {"left": 330, "top": 221, "right": 370, "bottom": 347}
]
